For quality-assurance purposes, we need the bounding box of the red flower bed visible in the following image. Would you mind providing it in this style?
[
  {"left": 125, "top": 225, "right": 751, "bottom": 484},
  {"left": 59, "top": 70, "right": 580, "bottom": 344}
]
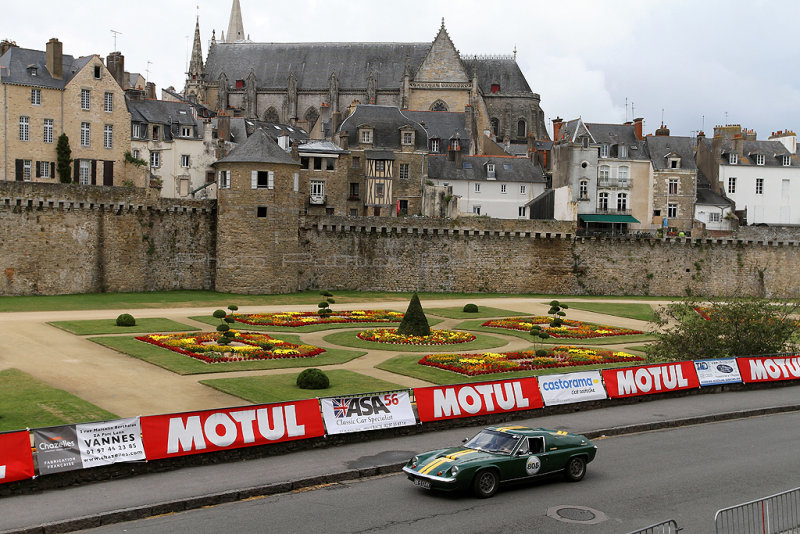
[
  {"left": 482, "top": 317, "right": 643, "bottom": 338},
  {"left": 233, "top": 310, "right": 403, "bottom": 327},
  {"left": 357, "top": 328, "right": 476, "bottom": 345}
]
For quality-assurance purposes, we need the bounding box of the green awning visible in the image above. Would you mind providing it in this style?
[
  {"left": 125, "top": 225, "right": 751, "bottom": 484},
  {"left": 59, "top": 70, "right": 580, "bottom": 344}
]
[{"left": 579, "top": 214, "right": 640, "bottom": 223}]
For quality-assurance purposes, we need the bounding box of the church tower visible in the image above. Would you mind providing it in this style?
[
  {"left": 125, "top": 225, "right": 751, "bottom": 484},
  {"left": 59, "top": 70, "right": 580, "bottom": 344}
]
[
  {"left": 185, "top": 15, "right": 205, "bottom": 102},
  {"left": 225, "top": 0, "right": 245, "bottom": 43}
]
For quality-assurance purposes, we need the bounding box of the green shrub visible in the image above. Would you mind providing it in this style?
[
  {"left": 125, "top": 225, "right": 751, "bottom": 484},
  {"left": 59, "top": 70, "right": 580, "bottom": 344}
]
[
  {"left": 318, "top": 302, "right": 330, "bottom": 309},
  {"left": 550, "top": 318, "right": 563, "bottom": 327},
  {"left": 216, "top": 323, "right": 230, "bottom": 332},
  {"left": 228, "top": 304, "right": 239, "bottom": 312},
  {"left": 213, "top": 309, "right": 227, "bottom": 319},
  {"left": 320, "top": 291, "right": 333, "bottom": 297},
  {"left": 115, "top": 313, "right": 136, "bottom": 327},
  {"left": 462, "top": 303, "right": 479, "bottom": 313},
  {"left": 535, "top": 349, "right": 549, "bottom": 358},
  {"left": 296, "top": 368, "right": 330, "bottom": 390},
  {"left": 397, "top": 292, "right": 431, "bottom": 337},
  {"left": 327, "top": 298, "right": 335, "bottom": 304}
]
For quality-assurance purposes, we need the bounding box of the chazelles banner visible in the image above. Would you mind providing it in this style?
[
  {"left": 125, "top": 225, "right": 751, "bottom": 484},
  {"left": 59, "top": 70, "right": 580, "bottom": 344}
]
[
  {"left": 737, "top": 356, "right": 800, "bottom": 383},
  {"left": 34, "top": 418, "right": 146, "bottom": 475},
  {"left": 414, "top": 377, "right": 543, "bottom": 423},
  {"left": 320, "top": 391, "right": 416, "bottom": 435},
  {"left": 141, "top": 399, "right": 325, "bottom": 460},
  {"left": 602, "top": 361, "right": 700, "bottom": 399},
  {"left": 0, "top": 431, "right": 35, "bottom": 484}
]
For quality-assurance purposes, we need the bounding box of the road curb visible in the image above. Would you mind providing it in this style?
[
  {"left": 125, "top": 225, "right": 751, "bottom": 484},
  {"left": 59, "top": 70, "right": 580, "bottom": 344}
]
[{"left": 7, "top": 403, "right": 800, "bottom": 534}]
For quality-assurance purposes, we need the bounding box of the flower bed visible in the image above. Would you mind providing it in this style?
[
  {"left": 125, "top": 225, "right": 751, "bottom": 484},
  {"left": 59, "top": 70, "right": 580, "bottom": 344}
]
[
  {"left": 233, "top": 310, "right": 403, "bottom": 327},
  {"left": 482, "top": 316, "right": 643, "bottom": 338},
  {"left": 136, "top": 331, "right": 324, "bottom": 363},
  {"left": 357, "top": 328, "right": 476, "bottom": 345},
  {"left": 419, "top": 346, "right": 644, "bottom": 376}
]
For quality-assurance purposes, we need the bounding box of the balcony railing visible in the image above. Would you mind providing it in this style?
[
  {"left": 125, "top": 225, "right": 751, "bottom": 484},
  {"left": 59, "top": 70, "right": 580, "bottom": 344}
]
[
  {"left": 597, "top": 179, "right": 631, "bottom": 188},
  {"left": 309, "top": 195, "right": 327, "bottom": 205},
  {"left": 593, "top": 208, "right": 632, "bottom": 216}
]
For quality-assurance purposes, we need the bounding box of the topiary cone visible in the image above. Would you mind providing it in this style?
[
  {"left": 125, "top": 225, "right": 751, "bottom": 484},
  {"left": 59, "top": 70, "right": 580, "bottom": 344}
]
[{"left": 396, "top": 292, "right": 431, "bottom": 337}]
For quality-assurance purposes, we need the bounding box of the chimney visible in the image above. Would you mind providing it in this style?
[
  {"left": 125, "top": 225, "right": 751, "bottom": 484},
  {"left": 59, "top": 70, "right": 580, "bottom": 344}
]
[
  {"left": 769, "top": 129, "right": 797, "bottom": 154},
  {"left": 290, "top": 140, "right": 299, "bottom": 161},
  {"left": 106, "top": 51, "right": 125, "bottom": 88},
  {"left": 46, "top": 38, "right": 63, "bottom": 80},
  {"left": 552, "top": 117, "right": 563, "bottom": 142},
  {"left": 0, "top": 39, "right": 17, "bottom": 57},
  {"left": 145, "top": 82, "right": 156, "bottom": 100},
  {"left": 217, "top": 114, "right": 231, "bottom": 142},
  {"left": 733, "top": 134, "right": 743, "bottom": 156},
  {"left": 527, "top": 132, "right": 536, "bottom": 156},
  {"left": 633, "top": 117, "right": 644, "bottom": 140},
  {"left": 655, "top": 123, "right": 670, "bottom": 136},
  {"left": 338, "top": 130, "right": 349, "bottom": 150},
  {"left": 331, "top": 111, "right": 342, "bottom": 138}
]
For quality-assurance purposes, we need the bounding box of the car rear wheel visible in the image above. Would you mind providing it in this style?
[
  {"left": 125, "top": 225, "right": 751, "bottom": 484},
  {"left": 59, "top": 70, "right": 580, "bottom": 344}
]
[
  {"left": 564, "top": 456, "right": 586, "bottom": 482},
  {"left": 472, "top": 469, "right": 499, "bottom": 498}
]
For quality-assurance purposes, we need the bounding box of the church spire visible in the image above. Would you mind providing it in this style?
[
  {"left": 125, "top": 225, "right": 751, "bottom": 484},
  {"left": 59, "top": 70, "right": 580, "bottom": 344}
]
[
  {"left": 188, "top": 15, "right": 204, "bottom": 76},
  {"left": 226, "top": 0, "right": 245, "bottom": 43}
]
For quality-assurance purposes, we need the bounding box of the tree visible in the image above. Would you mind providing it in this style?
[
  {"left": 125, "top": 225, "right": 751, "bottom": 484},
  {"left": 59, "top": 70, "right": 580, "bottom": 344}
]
[
  {"left": 547, "top": 300, "right": 569, "bottom": 327},
  {"left": 649, "top": 297, "right": 799, "bottom": 360},
  {"left": 396, "top": 292, "right": 431, "bottom": 337},
  {"left": 56, "top": 133, "right": 72, "bottom": 183}
]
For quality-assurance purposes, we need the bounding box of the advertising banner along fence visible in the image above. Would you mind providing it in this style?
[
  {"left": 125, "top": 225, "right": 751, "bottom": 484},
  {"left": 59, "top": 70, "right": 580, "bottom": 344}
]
[
  {"left": 0, "top": 430, "right": 35, "bottom": 484},
  {"left": 694, "top": 358, "right": 742, "bottom": 386},
  {"left": 320, "top": 391, "right": 416, "bottom": 435},
  {"left": 737, "top": 356, "right": 800, "bottom": 383},
  {"left": 141, "top": 399, "right": 325, "bottom": 460},
  {"left": 414, "top": 377, "right": 543, "bottom": 423},
  {"left": 33, "top": 425, "right": 82, "bottom": 475},
  {"left": 538, "top": 371, "right": 607, "bottom": 406},
  {"left": 602, "top": 361, "right": 700, "bottom": 399}
]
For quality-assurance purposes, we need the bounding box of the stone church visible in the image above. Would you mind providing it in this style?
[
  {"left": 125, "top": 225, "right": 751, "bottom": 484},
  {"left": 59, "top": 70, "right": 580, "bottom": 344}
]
[{"left": 185, "top": 0, "right": 549, "bottom": 151}]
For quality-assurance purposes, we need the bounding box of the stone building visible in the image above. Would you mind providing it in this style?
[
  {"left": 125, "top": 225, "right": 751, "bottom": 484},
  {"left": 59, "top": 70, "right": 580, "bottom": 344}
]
[
  {"left": 645, "top": 130, "right": 697, "bottom": 232},
  {"left": 0, "top": 39, "right": 132, "bottom": 186},
  {"left": 184, "top": 3, "right": 548, "bottom": 151}
]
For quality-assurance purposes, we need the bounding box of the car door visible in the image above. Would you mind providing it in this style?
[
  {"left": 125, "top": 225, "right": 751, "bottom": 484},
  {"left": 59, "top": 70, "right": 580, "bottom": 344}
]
[{"left": 507, "top": 437, "right": 551, "bottom": 479}]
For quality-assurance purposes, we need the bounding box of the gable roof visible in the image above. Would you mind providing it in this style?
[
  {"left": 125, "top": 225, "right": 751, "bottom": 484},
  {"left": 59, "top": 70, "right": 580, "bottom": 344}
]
[
  {"left": 414, "top": 22, "right": 469, "bottom": 83},
  {"left": 338, "top": 105, "right": 428, "bottom": 150},
  {"left": 0, "top": 46, "right": 91, "bottom": 89},
  {"left": 215, "top": 128, "right": 300, "bottom": 165},
  {"left": 127, "top": 98, "right": 198, "bottom": 127},
  {"left": 645, "top": 136, "right": 698, "bottom": 170}
]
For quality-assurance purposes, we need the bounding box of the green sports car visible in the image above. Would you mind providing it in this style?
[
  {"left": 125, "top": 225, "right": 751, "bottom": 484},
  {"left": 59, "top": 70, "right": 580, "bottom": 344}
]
[{"left": 402, "top": 425, "right": 597, "bottom": 498}]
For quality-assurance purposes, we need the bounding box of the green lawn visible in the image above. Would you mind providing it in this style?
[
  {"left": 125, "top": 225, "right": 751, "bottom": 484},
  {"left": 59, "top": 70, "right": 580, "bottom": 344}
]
[
  {"left": 0, "top": 369, "right": 118, "bottom": 432},
  {"left": 426, "top": 307, "right": 525, "bottom": 319},
  {"left": 376, "top": 353, "right": 650, "bottom": 386},
  {"left": 559, "top": 302, "right": 656, "bottom": 321},
  {"left": 88, "top": 335, "right": 366, "bottom": 375},
  {"left": 455, "top": 320, "right": 658, "bottom": 345},
  {"left": 322, "top": 330, "right": 509, "bottom": 352},
  {"left": 48, "top": 318, "right": 200, "bottom": 336},
  {"left": 189, "top": 315, "right": 441, "bottom": 332},
  {"left": 0, "top": 290, "right": 677, "bottom": 313},
  {"left": 200, "top": 370, "right": 406, "bottom": 404}
]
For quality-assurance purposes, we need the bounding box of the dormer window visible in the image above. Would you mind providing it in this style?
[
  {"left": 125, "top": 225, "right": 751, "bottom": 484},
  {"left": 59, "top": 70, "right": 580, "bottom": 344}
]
[
  {"left": 360, "top": 128, "right": 373, "bottom": 144},
  {"left": 618, "top": 145, "right": 628, "bottom": 158},
  {"left": 401, "top": 130, "right": 414, "bottom": 146},
  {"left": 28, "top": 66, "right": 38, "bottom": 77},
  {"left": 669, "top": 157, "right": 681, "bottom": 169},
  {"left": 729, "top": 153, "right": 738, "bottom": 165},
  {"left": 235, "top": 79, "right": 245, "bottom": 89},
  {"left": 430, "top": 138, "right": 440, "bottom": 153},
  {"left": 491, "top": 83, "right": 500, "bottom": 93},
  {"left": 783, "top": 155, "right": 791, "bottom": 166},
  {"left": 582, "top": 137, "right": 589, "bottom": 149},
  {"left": 755, "top": 154, "right": 765, "bottom": 165},
  {"left": 487, "top": 163, "right": 496, "bottom": 179},
  {"left": 449, "top": 138, "right": 460, "bottom": 151},
  {"left": 600, "top": 144, "right": 609, "bottom": 158}
]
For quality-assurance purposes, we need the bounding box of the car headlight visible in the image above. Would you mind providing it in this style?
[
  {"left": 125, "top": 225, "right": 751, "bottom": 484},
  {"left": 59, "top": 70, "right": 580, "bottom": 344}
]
[
  {"left": 450, "top": 465, "right": 459, "bottom": 475},
  {"left": 411, "top": 456, "right": 419, "bottom": 467}
]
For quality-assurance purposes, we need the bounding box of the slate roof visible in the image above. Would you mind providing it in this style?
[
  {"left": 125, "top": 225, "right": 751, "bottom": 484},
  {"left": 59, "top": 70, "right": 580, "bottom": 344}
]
[
  {"left": 212, "top": 118, "right": 309, "bottom": 144},
  {"left": 720, "top": 139, "right": 795, "bottom": 167},
  {"left": 214, "top": 128, "right": 300, "bottom": 165},
  {"left": 427, "top": 155, "right": 546, "bottom": 183},
  {"left": 127, "top": 99, "right": 198, "bottom": 126},
  {"left": 696, "top": 168, "right": 733, "bottom": 207},
  {"left": 560, "top": 119, "right": 649, "bottom": 161},
  {"left": 0, "top": 46, "right": 91, "bottom": 89},
  {"left": 645, "top": 136, "right": 698, "bottom": 170},
  {"left": 203, "top": 42, "right": 534, "bottom": 95},
  {"left": 403, "top": 110, "right": 467, "bottom": 142},
  {"left": 338, "top": 105, "right": 427, "bottom": 150},
  {"left": 298, "top": 140, "right": 347, "bottom": 155}
]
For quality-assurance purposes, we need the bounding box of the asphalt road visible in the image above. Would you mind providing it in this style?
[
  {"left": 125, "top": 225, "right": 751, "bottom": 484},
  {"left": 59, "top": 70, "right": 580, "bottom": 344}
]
[{"left": 72, "top": 411, "right": 800, "bottom": 534}]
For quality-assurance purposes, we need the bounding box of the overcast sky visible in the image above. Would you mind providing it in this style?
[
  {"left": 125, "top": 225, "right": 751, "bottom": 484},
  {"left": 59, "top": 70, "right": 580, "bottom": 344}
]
[{"left": 4, "top": 0, "right": 799, "bottom": 140}]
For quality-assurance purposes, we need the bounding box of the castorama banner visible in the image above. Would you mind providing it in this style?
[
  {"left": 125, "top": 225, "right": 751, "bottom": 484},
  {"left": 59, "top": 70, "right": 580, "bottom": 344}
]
[
  {"left": 414, "top": 377, "right": 543, "bottom": 423},
  {"left": 737, "top": 356, "right": 800, "bottom": 383},
  {"left": 602, "top": 361, "right": 699, "bottom": 399},
  {"left": 538, "top": 371, "right": 607, "bottom": 406},
  {"left": 141, "top": 400, "right": 325, "bottom": 460}
]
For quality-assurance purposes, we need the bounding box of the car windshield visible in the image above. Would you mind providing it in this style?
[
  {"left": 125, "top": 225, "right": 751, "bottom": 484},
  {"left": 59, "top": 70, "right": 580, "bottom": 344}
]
[{"left": 464, "top": 430, "right": 519, "bottom": 455}]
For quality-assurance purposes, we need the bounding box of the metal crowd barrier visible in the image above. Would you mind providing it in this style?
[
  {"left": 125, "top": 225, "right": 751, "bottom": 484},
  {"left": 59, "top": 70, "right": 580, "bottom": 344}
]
[
  {"left": 715, "top": 487, "right": 800, "bottom": 534},
  {"left": 626, "top": 519, "right": 681, "bottom": 534}
]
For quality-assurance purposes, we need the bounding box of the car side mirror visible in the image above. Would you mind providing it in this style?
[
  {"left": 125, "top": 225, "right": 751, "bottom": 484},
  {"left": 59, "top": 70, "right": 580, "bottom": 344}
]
[{"left": 462, "top": 438, "right": 468, "bottom": 444}]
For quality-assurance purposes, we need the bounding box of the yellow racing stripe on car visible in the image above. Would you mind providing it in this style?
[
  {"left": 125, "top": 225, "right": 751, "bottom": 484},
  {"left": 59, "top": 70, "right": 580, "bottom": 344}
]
[
  {"left": 495, "top": 425, "right": 526, "bottom": 432},
  {"left": 418, "top": 450, "right": 475, "bottom": 474}
]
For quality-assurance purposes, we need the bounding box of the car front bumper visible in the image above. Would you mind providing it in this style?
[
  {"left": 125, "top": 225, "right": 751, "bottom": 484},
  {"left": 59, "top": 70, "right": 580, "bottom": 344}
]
[{"left": 402, "top": 465, "right": 463, "bottom": 491}]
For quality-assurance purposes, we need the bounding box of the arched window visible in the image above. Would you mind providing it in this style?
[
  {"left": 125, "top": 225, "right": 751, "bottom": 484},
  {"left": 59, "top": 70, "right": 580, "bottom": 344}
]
[
  {"left": 579, "top": 180, "right": 588, "bottom": 199},
  {"left": 304, "top": 107, "right": 320, "bottom": 131},
  {"left": 430, "top": 99, "right": 448, "bottom": 112},
  {"left": 490, "top": 118, "right": 499, "bottom": 137},
  {"left": 598, "top": 192, "right": 609, "bottom": 211},
  {"left": 517, "top": 119, "right": 527, "bottom": 138},
  {"left": 617, "top": 193, "right": 628, "bottom": 212},
  {"left": 263, "top": 107, "right": 280, "bottom": 123}
]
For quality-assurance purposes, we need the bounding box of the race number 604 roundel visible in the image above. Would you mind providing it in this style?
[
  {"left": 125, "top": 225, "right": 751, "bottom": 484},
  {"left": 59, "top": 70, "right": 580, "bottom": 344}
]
[{"left": 0, "top": 430, "right": 35, "bottom": 484}]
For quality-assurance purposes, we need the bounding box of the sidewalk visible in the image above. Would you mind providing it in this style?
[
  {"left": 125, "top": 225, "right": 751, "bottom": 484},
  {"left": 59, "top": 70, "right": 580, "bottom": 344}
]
[{"left": 2, "top": 384, "right": 799, "bottom": 534}]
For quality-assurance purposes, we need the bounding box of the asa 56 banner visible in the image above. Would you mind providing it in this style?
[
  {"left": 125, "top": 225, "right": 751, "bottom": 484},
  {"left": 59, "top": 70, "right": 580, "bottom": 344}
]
[
  {"left": 414, "top": 377, "right": 543, "bottom": 423},
  {"left": 602, "top": 361, "right": 699, "bottom": 399},
  {"left": 321, "top": 391, "right": 416, "bottom": 435},
  {"left": 141, "top": 399, "right": 324, "bottom": 460},
  {"left": 0, "top": 431, "right": 34, "bottom": 484}
]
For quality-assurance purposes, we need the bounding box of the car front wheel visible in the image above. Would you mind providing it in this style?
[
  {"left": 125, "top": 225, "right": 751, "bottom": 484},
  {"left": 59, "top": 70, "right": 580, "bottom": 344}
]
[
  {"left": 472, "top": 469, "right": 499, "bottom": 498},
  {"left": 564, "top": 456, "right": 586, "bottom": 482}
]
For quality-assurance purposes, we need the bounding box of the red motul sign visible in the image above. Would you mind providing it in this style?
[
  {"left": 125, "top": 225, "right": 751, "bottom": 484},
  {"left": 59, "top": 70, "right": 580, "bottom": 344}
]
[
  {"left": 0, "top": 430, "right": 35, "bottom": 484},
  {"left": 738, "top": 356, "right": 800, "bottom": 383},
  {"left": 603, "top": 361, "right": 699, "bottom": 399},
  {"left": 414, "top": 377, "right": 543, "bottom": 422},
  {"left": 141, "top": 400, "right": 324, "bottom": 460}
]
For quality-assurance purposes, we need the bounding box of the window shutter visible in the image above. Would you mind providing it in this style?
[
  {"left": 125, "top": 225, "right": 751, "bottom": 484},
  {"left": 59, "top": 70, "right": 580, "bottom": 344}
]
[
  {"left": 74, "top": 159, "right": 80, "bottom": 181},
  {"left": 91, "top": 160, "right": 97, "bottom": 185},
  {"left": 268, "top": 171, "right": 274, "bottom": 189},
  {"left": 251, "top": 170, "right": 258, "bottom": 189},
  {"left": 50, "top": 162, "right": 55, "bottom": 178},
  {"left": 15, "top": 159, "right": 23, "bottom": 181},
  {"left": 36, "top": 161, "right": 41, "bottom": 178},
  {"left": 293, "top": 172, "right": 299, "bottom": 192},
  {"left": 218, "top": 171, "right": 223, "bottom": 188}
]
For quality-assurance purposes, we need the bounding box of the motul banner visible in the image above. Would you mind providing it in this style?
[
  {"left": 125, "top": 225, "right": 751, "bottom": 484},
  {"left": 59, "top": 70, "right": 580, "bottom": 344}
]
[
  {"left": 141, "top": 400, "right": 325, "bottom": 460},
  {"left": 321, "top": 391, "right": 416, "bottom": 435},
  {"left": 414, "top": 377, "right": 543, "bottom": 423},
  {"left": 603, "top": 361, "right": 700, "bottom": 399},
  {"left": 0, "top": 431, "right": 34, "bottom": 484},
  {"left": 538, "top": 371, "right": 607, "bottom": 406},
  {"left": 737, "top": 356, "right": 800, "bottom": 383}
]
